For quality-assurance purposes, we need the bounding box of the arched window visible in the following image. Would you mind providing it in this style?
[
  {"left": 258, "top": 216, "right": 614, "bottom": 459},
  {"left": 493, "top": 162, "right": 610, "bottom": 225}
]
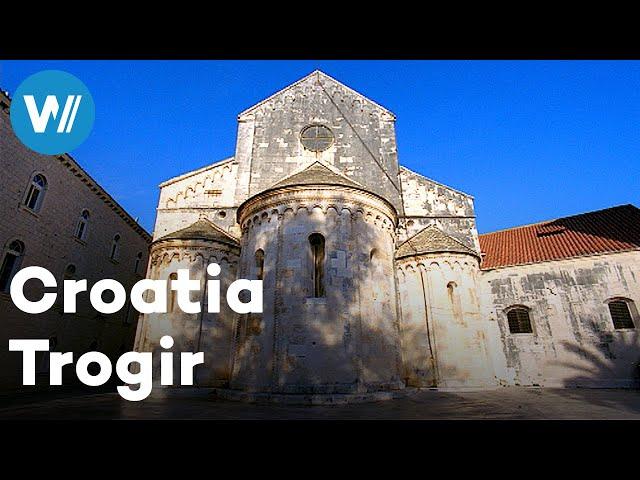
[
  {"left": 64, "top": 264, "right": 77, "bottom": 280},
  {"left": 0, "top": 240, "right": 25, "bottom": 292},
  {"left": 110, "top": 234, "right": 121, "bottom": 261},
  {"left": 24, "top": 174, "right": 47, "bottom": 212},
  {"left": 507, "top": 306, "right": 533, "bottom": 334},
  {"left": 255, "top": 249, "right": 265, "bottom": 280},
  {"left": 607, "top": 299, "right": 636, "bottom": 330},
  {"left": 134, "top": 252, "right": 143, "bottom": 274},
  {"left": 75, "top": 210, "right": 90, "bottom": 241},
  {"left": 309, "top": 233, "right": 325, "bottom": 298},
  {"left": 447, "top": 281, "right": 457, "bottom": 298},
  {"left": 168, "top": 273, "right": 178, "bottom": 312}
]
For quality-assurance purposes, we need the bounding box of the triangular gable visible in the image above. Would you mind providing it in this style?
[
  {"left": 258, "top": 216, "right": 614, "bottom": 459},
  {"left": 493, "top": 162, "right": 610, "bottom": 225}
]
[
  {"left": 238, "top": 70, "right": 396, "bottom": 120},
  {"left": 268, "top": 161, "right": 365, "bottom": 191},
  {"left": 396, "top": 224, "right": 478, "bottom": 259}
]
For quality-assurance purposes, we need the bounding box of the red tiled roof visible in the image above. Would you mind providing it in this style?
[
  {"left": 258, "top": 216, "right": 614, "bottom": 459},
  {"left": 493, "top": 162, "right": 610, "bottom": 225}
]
[{"left": 479, "top": 204, "right": 640, "bottom": 270}]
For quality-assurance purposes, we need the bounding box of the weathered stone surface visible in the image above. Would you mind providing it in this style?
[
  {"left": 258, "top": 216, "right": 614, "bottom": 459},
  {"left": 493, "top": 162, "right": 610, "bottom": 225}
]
[
  {"left": 135, "top": 71, "right": 640, "bottom": 398},
  {"left": 396, "top": 224, "right": 479, "bottom": 259}
]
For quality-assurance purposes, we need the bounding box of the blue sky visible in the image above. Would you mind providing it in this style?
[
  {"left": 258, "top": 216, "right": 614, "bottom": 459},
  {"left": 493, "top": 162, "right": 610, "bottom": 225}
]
[{"left": 1, "top": 60, "right": 638, "bottom": 234}]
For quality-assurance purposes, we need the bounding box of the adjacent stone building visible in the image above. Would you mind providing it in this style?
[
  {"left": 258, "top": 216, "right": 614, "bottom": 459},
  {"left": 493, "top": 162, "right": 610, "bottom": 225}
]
[
  {"left": 0, "top": 90, "right": 152, "bottom": 391},
  {"left": 136, "top": 71, "right": 640, "bottom": 397}
]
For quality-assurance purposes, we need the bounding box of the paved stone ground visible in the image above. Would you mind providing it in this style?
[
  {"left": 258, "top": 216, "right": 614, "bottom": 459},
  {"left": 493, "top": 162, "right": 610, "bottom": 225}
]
[{"left": 1, "top": 387, "right": 640, "bottom": 419}]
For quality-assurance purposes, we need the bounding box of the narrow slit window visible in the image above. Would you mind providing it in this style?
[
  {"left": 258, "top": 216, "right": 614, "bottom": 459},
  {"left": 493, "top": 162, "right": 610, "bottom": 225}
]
[
  {"left": 168, "top": 273, "right": 178, "bottom": 313},
  {"left": 255, "top": 249, "right": 265, "bottom": 280},
  {"left": 309, "top": 233, "right": 325, "bottom": 298},
  {"left": 134, "top": 252, "right": 143, "bottom": 274},
  {"left": 75, "top": 210, "right": 90, "bottom": 240},
  {"left": 110, "top": 234, "right": 121, "bottom": 261}
]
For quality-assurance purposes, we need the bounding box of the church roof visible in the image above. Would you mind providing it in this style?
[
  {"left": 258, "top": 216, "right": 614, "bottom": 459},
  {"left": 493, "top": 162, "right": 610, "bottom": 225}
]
[
  {"left": 269, "top": 161, "right": 365, "bottom": 191},
  {"left": 238, "top": 70, "right": 396, "bottom": 120},
  {"left": 396, "top": 225, "right": 478, "bottom": 259},
  {"left": 479, "top": 204, "right": 640, "bottom": 270},
  {"left": 159, "top": 157, "right": 234, "bottom": 188},
  {"left": 156, "top": 218, "right": 239, "bottom": 246}
]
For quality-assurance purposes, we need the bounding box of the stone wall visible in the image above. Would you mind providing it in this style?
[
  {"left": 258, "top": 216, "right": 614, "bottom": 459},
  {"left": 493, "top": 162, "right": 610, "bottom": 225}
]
[
  {"left": 232, "top": 71, "right": 403, "bottom": 213},
  {"left": 397, "top": 253, "right": 496, "bottom": 389},
  {"left": 481, "top": 250, "right": 640, "bottom": 388},
  {"left": 154, "top": 158, "right": 240, "bottom": 240},
  {"left": 0, "top": 93, "right": 151, "bottom": 391},
  {"left": 231, "top": 186, "right": 403, "bottom": 394},
  {"left": 135, "top": 239, "right": 239, "bottom": 387},
  {"left": 399, "top": 166, "right": 479, "bottom": 252}
]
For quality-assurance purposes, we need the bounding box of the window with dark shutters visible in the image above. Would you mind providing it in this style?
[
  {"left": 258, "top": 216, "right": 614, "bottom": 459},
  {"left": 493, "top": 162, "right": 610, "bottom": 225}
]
[
  {"left": 507, "top": 307, "right": 533, "bottom": 334},
  {"left": 608, "top": 300, "right": 635, "bottom": 329}
]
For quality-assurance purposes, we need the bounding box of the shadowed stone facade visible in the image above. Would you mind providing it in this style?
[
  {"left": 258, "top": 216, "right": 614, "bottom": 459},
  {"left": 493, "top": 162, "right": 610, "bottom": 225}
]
[
  {"left": 0, "top": 91, "right": 152, "bottom": 392},
  {"left": 136, "top": 71, "right": 640, "bottom": 397}
]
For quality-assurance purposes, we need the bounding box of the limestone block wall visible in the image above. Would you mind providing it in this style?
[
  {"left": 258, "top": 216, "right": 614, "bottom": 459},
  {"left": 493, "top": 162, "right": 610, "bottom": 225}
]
[
  {"left": 231, "top": 186, "right": 403, "bottom": 394},
  {"left": 135, "top": 239, "right": 239, "bottom": 387},
  {"left": 0, "top": 94, "right": 151, "bottom": 391},
  {"left": 399, "top": 166, "right": 479, "bottom": 252},
  {"left": 397, "top": 253, "right": 496, "bottom": 389},
  {"left": 481, "top": 250, "right": 640, "bottom": 388},
  {"left": 232, "top": 72, "right": 403, "bottom": 213},
  {"left": 154, "top": 158, "right": 240, "bottom": 240}
]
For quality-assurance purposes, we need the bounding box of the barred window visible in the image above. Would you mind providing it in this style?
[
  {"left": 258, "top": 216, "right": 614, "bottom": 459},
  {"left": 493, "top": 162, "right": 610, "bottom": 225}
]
[
  {"left": 507, "top": 307, "right": 533, "bottom": 334},
  {"left": 608, "top": 300, "right": 635, "bottom": 329}
]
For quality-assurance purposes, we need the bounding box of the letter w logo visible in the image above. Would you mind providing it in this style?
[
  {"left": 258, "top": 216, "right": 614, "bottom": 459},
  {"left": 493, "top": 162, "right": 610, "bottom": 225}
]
[{"left": 23, "top": 95, "right": 83, "bottom": 133}]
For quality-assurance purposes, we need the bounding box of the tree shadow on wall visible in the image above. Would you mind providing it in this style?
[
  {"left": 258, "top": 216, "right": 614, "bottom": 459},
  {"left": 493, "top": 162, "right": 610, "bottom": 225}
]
[
  {"left": 230, "top": 196, "right": 418, "bottom": 395},
  {"left": 550, "top": 329, "right": 640, "bottom": 414}
]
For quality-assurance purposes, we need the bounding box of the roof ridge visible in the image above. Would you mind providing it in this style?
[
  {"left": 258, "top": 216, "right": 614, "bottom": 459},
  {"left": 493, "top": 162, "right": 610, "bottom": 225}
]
[
  {"left": 157, "top": 216, "right": 239, "bottom": 244},
  {"left": 159, "top": 157, "right": 235, "bottom": 187},
  {"left": 399, "top": 165, "right": 474, "bottom": 199},
  {"left": 397, "top": 224, "right": 478, "bottom": 259},
  {"left": 238, "top": 70, "right": 395, "bottom": 119},
  {"left": 479, "top": 204, "right": 638, "bottom": 237},
  {"left": 269, "top": 160, "right": 365, "bottom": 190},
  {"left": 479, "top": 203, "right": 640, "bottom": 269}
]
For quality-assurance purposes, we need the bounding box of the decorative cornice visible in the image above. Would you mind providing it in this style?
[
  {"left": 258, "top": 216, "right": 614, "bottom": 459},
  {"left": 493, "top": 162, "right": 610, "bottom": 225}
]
[
  {"left": 396, "top": 254, "right": 480, "bottom": 274},
  {"left": 55, "top": 154, "right": 152, "bottom": 242},
  {"left": 237, "top": 186, "right": 398, "bottom": 233},
  {"left": 1, "top": 90, "right": 151, "bottom": 243},
  {"left": 150, "top": 242, "right": 240, "bottom": 267}
]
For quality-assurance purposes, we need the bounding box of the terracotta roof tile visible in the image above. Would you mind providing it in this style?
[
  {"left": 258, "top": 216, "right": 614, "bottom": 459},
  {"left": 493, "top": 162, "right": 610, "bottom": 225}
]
[{"left": 479, "top": 204, "right": 640, "bottom": 269}]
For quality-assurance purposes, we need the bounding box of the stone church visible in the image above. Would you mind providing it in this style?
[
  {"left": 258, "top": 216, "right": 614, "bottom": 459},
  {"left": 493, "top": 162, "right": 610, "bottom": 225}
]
[{"left": 135, "top": 71, "right": 640, "bottom": 397}]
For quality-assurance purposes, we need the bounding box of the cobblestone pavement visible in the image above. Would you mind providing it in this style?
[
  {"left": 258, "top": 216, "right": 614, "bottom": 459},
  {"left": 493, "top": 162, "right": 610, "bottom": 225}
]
[{"left": 1, "top": 387, "right": 640, "bottom": 420}]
